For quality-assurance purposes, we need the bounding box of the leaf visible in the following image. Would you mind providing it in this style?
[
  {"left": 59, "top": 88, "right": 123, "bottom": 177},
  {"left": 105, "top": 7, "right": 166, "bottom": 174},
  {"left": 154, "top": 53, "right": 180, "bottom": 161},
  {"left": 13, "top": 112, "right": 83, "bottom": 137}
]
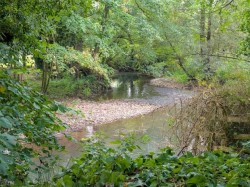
[
  {"left": 128, "top": 179, "right": 144, "bottom": 187},
  {"left": 149, "top": 180, "right": 158, "bottom": 187},
  {"left": 0, "top": 156, "right": 9, "bottom": 175},
  {"left": 110, "top": 139, "right": 122, "bottom": 145},
  {"left": 135, "top": 157, "right": 143, "bottom": 167},
  {"left": 144, "top": 159, "right": 155, "bottom": 168},
  {"left": 0, "top": 117, "right": 13, "bottom": 129},
  {"left": 55, "top": 102, "right": 68, "bottom": 113},
  {"left": 0, "top": 85, "right": 6, "bottom": 93},
  {"left": 54, "top": 16, "right": 61, "bottom": 22},
  {"left": 0, "top": 133, "right": 17, "bottom": 146},
  {"left": 7, "top": 86, "right": 19, "bottom": 95},
  {"left": 140, "top": 134, "right": 151, "bottom": 143},
  {"left": 187, "top": 175, "right": 207, "bottom": 185},
  {"left": 62, "top": 175, "right": 74, "bottom": 186},
  {"left": 33, "top": 103, "right": 41, "bottom": 109}
]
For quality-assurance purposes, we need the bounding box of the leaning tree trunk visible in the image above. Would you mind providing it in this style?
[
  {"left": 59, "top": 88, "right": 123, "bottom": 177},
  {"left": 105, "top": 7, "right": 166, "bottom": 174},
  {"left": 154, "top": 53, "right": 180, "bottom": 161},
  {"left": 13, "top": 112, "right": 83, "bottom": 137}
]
[{"left": 165, "top": 35, "right": 196, "bottom": 81}]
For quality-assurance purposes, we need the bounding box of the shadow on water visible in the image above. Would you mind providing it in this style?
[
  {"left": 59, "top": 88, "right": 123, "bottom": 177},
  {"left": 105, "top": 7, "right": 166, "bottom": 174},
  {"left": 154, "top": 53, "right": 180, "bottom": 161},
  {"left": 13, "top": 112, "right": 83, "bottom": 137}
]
[{"left": 57, "top": 72, "right": 194, "bottom": 164}]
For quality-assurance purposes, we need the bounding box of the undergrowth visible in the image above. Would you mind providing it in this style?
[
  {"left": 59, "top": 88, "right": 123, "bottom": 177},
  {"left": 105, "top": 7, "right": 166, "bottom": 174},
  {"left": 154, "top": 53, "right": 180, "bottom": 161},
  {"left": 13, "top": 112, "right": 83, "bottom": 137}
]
[
  {"left": 27, "top": 76, "right": 110, "bottom": 99},
  {"left": 48, "top": 136, "right": 250, "bottom": 187}
]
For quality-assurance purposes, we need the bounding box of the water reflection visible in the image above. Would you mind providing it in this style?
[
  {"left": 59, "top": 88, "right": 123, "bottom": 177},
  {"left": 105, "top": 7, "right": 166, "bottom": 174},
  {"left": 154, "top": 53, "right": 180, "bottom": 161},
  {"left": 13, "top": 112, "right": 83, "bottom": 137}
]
[
  {"left": 86, "top": 126, "right": 94, "bottom": 138},
  {"left": 96, "top": 107, "right": 176, "bottom": 154},
  {"left": 58, "top": 106, "right": 177, "bottom": 164},
  {"left": 98, "top": 73, "right": 158, "bottom": 100}
]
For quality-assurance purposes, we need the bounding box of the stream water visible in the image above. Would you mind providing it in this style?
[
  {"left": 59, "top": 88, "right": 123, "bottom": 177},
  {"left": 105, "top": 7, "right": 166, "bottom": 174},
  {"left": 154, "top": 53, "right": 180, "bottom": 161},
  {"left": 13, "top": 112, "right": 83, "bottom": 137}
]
[{"left": 57, "top": 73, "right": 194, "bottom": 163}]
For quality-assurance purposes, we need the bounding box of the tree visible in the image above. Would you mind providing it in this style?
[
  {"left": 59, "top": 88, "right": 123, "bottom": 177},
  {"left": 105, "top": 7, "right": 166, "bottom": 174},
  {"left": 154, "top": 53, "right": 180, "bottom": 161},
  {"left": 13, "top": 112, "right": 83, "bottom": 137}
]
[
  {"left": 0, "top": 0, "right": 79, "bottom": 183},
  {"left": 240, "top": 0, "right": 250, "bottom": 57}
]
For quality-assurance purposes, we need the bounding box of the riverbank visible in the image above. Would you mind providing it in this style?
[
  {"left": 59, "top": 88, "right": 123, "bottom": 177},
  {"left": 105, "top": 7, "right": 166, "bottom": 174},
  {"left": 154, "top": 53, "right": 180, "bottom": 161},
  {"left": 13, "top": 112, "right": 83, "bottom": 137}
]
[
  {"left": 57, "top": 99, "right": 160, "bottom": 134},
  {"left": 149, "top": 78, "right": 196, "bottom": 90},
  {"left": 56, "top": 77, "right": 194, "bottom": 135}
]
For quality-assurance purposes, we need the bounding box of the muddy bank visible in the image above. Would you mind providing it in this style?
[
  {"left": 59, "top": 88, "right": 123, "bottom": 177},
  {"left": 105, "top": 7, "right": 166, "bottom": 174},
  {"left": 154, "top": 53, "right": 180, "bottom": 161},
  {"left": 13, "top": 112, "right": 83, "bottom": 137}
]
[{"left": 57, "top": 99, "right": 160, "bottom": 134}]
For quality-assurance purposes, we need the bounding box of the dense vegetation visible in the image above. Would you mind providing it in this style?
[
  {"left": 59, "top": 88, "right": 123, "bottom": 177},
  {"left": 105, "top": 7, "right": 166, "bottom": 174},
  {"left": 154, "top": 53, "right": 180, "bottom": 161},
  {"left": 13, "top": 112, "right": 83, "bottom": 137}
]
[
  {"left": 0, "top": 78, "right": 70, "bottom": 184},
  {"left": 0, "top": 0, "right": 249, "bottom": 186},
  {"left": 52, "top": 137, "right": 250, "bottom": 187}
]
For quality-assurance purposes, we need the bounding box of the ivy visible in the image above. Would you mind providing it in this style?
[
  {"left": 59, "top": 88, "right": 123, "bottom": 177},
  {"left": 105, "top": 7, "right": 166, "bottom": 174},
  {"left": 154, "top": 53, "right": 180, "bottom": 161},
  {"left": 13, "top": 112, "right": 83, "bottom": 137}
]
[
  {"left": 0, "top": 78, "right": 69, "bottom": 184},
  {"left": 53, "top": 137, "right": 250, "bottom": 187}
]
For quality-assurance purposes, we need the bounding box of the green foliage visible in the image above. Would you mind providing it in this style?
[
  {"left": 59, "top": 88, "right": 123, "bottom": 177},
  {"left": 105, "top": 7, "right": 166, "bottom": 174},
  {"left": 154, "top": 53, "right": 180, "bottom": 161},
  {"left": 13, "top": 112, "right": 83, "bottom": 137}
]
[
  {"left": 214, "top": 61, "right": 250, "bottom": 83},
  {"left": 2, "top": 0, "right": 249, "bottom": 87},
  {"left": 29, "top": 76, "right": 111, "bottom": 99},
  {"left": 170, "top": 71, "right": 189, "bottom": 84},
  {"left": 240, "top": 0, "right": 250, "bottom": 56},
  {"left": 53, "top": 137, "right": 250, "bottom": 186},
  {"left": 0, "top": 78, "right": 68, "bottom": 184},
  {"left": 44, "top": 44, "right": 112, "bottom": 80},
  {"left": 220, "top": 78, "right": 250, "bottom": 106},
  {"left": 143, "top": 62, "right": 168, "bottom": 77},
  {"left": 32, "top": 43, "right": 113, "bottom": 95}
]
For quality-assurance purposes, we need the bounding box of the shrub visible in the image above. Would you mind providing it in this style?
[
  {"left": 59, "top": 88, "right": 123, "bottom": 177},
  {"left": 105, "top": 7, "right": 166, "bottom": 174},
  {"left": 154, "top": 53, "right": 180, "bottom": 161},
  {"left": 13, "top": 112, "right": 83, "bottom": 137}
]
[
  {"left": 27, "top": 74, "right": 111, "bottom": 99},
  {"left": 214, "top": 61, "right": 250, "bottom": 83},
  {"left": 0, "top": 78, "right": 69, "bottom": 185},
  {"left": 144, "top": 62, "right": 168, "bottom": 77},
  {"left": 170, "top": 70, "right": 189, "bottom": 84}
]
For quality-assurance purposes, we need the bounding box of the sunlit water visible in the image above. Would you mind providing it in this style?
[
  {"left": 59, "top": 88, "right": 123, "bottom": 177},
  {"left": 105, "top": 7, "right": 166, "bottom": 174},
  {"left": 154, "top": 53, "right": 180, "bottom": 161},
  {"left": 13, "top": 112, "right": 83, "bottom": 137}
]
[{"left": 57, "top": 73, "right": 194, "bottom": 164}]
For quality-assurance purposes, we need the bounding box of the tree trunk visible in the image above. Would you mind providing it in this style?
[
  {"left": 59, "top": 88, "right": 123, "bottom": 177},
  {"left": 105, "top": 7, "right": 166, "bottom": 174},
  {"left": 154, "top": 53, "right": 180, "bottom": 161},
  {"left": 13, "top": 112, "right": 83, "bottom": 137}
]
[
  {"left": 41, "top": 61, "right": 52, "bottom": 94},
  {"left": 165, "top": 35, "right": 195, "bottom": 81},
  {"left": 200, "top": 1, "right": 206, "bottom": 64},
  {"left": 204, "top": 0, "right": 213, "bottom": 79}
]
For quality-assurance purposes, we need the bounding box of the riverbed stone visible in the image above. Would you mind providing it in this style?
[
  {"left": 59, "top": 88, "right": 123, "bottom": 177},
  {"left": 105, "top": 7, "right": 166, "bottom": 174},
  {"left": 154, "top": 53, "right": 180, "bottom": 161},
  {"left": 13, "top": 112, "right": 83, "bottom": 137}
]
[{"left": 57, "top": 99, "right": 159, "bottom": 134}]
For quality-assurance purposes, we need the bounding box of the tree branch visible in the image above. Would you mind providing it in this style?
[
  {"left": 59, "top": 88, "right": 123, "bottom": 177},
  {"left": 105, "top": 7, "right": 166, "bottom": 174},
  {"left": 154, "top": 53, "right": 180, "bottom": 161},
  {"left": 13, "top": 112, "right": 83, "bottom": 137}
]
[
  {"left": 134, "top": 0, "right": 151, "bottom": 19},
  {"left": 187, "top": 53, "right": 250, "bottom": 62},
  {"left": 211, "top": 0, "right": 234, "bottom": 14}
]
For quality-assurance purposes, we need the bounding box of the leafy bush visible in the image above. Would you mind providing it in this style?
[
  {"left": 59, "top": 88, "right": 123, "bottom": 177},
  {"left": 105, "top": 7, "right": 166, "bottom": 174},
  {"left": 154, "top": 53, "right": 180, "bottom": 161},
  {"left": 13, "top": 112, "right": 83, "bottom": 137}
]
[
  {"left": 53, "top": 137, "right": 250, "bottom": 187},
  {"left": 144, "top": 59, "right": 193, "bottom": 83},
  {"left": 28, "top": 75, "right": 111, "bottom": 99},
  {"left": 214, "top": 61, "right": 250, "bottom": 83},
  {"left": 170, "top": 70, "right": 189, "bottom": 84},
  {"left": 144, "top": 62, "right": 168, "bottom": 77},
  {"left": 0, "top": 78, "right": 68, "bottom": 185}
]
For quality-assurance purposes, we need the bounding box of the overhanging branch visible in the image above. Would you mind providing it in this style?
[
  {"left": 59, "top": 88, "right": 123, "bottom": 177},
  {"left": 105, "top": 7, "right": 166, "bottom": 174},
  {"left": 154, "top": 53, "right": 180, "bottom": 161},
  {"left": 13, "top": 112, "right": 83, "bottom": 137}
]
[{"left": 187, "top": 53, "right": 250, "bottom": 62}]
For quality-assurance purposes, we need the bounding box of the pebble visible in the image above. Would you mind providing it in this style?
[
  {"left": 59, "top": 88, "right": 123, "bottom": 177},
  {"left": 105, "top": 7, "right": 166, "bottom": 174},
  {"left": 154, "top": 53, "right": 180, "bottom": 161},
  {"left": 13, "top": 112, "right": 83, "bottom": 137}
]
[{"left": 57, "top": 99, "right": 160, "bottom": 135}]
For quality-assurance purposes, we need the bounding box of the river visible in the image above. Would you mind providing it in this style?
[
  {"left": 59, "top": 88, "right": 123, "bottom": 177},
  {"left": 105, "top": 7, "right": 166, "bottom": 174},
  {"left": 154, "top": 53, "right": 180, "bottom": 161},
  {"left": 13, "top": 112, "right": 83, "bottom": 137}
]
[{"left": 57, "top": 73, "right": 193, "bottom": 163}]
